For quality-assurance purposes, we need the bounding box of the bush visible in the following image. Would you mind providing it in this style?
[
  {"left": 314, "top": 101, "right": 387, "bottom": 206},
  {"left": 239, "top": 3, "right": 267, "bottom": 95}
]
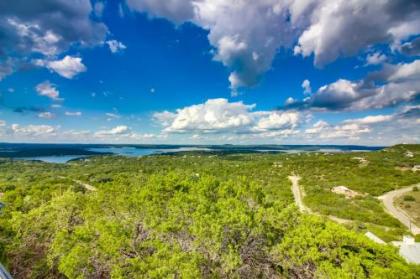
[
  {"left": 413, "top": 186, "right": 418, "bottom": 192},
  {"left": 403, "top": 195, "right": 415, "bottom": 202}
]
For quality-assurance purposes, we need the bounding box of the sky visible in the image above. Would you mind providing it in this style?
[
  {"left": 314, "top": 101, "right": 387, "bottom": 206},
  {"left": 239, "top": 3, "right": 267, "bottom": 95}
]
[{"left": 0, "top": 0, "right": 419, "bottom": 145}]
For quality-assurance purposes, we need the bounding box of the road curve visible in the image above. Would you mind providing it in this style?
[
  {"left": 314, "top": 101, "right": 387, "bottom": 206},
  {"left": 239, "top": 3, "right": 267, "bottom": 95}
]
[{"left": 378, "top": 184, "right": 420, "bottom": 235}]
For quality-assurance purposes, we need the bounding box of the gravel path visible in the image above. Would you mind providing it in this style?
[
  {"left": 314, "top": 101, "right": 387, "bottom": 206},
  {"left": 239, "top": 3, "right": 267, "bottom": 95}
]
[
  {"left": 58, "top": 176, "right": 97, "bottom": 192},
  {"left": 288, "top": 175, "right": 311, "bottom": 213},
  {"left": 378, "top": 184, "right": 420, "bottom": 235}
]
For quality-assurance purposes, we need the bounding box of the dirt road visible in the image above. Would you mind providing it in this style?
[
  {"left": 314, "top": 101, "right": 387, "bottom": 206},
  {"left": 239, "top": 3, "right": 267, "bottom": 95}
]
[
  {"left": 288, "top": 175, "right": 311, "bottom": 213},
  {"left": 378, "top": 184, "right": 420, "bottom": 235},
  {"left": 58, "top": 176, "right": 97, "bottom": 192},
  {"left": 72, "top": 179, "right": 97, "bottom": 191}
]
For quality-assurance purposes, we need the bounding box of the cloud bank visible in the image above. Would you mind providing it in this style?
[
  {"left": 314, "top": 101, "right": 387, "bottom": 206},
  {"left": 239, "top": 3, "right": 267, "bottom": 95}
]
[{"left": 127, "top": 0, "right": 420, "bottom": 91}]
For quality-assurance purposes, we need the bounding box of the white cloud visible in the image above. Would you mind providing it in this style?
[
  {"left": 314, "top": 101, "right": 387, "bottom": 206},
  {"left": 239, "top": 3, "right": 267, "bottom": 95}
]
[
  {"left": 35, "top": 56, "right": 87, "bottom": 79},
  {"left": 38, "top": 112, "right": 55, "bottom": 119},
  {"left": 305, "top": 120, "right": 370, "bottom": 140},
  {"left": 302, "top": 79, "right": 312, "bottom": 95},
  {"left": 285, "top": 97, "right": 297, "bottom": 105},
  {"left": 303, "top": 109, "right": 419, "bottom": 144},
  {"left": 106, "top": 112, "right": 121, "bottom": 121},
  {"left": 95, "top": 125, "right": 130, "bottom": 137},
  {"left": 106, "top": 40, "right": 127, "bottom": 53},
  {"left": 253, "top": 111, "right": 300, "bottom": 132},
  {"left": 294, "top": 0, "right": 420, "bottom": 66},
  {"left": 387, "top": 60, "right": 420, "bottom": 82},
  {"left": 366, "top": 52, "right": 387, "bottom": 66},
  {"left": 153, "top": 111, "right": 176, "bottom": 126},
  {"left": 154, "top": 98, "right": 302, "bottom": 136},
  {"left": 0, "top": 0, "right": 106, "bottom": 82},
  {"left": 343, "top": 115, "right": 394, "bottom": 125},
  {"left": 7, "top": 18, "right": 61, "bottom": 56},
  {"left": 35, "top": 81, "right": 60, "bottom": 100},
  {"left": 156, "top": 98, "right": 254, "bottom": 133},
  {"left": 65, "top": 111, "right": 82, "bottom": 117},
  {"left": 127, "top": 0, "right": 420, "bottom": 91},
  {"left": 290, "top": 60, "right": 420, "bottom": 111},
  {"left": 10, "top": 124, "right": 57, "bottom": 136},
  {"left": 0, "top": 0, "right": 107, "bottom": 57},
  {"left": 126, "top": 0, "right": 194, "bottom": 23}
]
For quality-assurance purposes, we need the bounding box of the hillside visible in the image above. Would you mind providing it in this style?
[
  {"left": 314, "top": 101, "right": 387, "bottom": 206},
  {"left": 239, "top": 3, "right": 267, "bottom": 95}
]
[{"left": 0, "top": 145, "right": 419, "bottom": 278}]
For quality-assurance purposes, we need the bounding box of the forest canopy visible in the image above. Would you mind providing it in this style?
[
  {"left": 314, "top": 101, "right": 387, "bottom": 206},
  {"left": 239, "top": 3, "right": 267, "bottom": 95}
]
[{"left": 0, "top": 145, "right": 419, "bottom": 278}]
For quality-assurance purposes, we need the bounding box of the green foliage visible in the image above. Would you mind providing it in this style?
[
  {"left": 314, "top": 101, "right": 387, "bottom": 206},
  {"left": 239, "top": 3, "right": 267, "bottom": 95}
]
[
  {"left": 0, "top": 146, "right": 419, "bottom": 278},
  {"left": 286, "top": 145, "right": 420, "bottom": 231},
  {"left": 403, "top": 195, "right": 416, "bottom": 202}
]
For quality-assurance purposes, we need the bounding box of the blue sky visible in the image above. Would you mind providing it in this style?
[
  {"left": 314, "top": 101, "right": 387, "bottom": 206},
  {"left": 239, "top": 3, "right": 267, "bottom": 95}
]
[{"left": 0, "top": 0, "right": 419, "bottom": 145}]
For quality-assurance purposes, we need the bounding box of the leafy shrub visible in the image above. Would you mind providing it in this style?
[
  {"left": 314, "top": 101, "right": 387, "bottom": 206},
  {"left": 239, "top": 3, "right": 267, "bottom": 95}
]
[{"left": 403, "top": 195, "right": 416, "bottom": 202}]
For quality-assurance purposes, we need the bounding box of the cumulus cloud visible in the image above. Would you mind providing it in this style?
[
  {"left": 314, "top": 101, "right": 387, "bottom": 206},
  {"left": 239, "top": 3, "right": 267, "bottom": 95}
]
[
  {"left": 294, "top": 0, "right": 420, "bottom": 66},
  {"left": 106, "top": 40, "right": 127, "bottom": 53},
  {"left": 304, "top": 108, "right": 419, "bottom": 144},
  {"left": 156, "top": 98, "right": 254, "bottom": 133},
  {"left": 127, "top": 0, "right": 420, "bottom": 91},
  {"left": 154, "top": 98, "right": 302, "bottom": 136},
  {"left": 36, "top": 81, "right": 60, "bottom": 100},
  {"left": 366, "top": 52, "right": 387, "bottom": 66},
  {"left": 0, "top": 0, "right": 107, "bottom": 58},
  {"left": 305, "top": 120, "right": 370, "bottom": 140},
  {"left": 252, "top": 111, "right": 300, "bottom": 132},
  {"left": 35, "top": 56, "right": 87, "bottom": 79},
  {"left": 126, "top": 0, "right": 195, "bottom": 23},
  {"left": 287, "top": 60, "right": 420, "bottom": 111}
]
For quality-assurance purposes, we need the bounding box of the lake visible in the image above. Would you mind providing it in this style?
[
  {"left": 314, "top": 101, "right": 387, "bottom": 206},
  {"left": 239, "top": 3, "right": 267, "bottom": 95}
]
[{"left": 0, "top": 143, "right": 384, "bottom": 163}]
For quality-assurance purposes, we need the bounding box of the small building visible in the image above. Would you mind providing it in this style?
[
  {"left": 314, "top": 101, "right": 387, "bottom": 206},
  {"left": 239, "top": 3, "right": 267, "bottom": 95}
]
[{"left": 392, "top": 236, "right": 420, "bottom": 264}]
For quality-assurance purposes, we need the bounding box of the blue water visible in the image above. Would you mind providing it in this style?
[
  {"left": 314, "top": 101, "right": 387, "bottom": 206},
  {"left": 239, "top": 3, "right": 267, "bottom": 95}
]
[
  {"left": 17, "top": 155, "right": 88, "bottom": 164},
  {"left": 88, "top": 147, "right": 158, "bottom": 157},
  {"left": 18, "top": 147, "right": 212, "bottom": 163},
  {"left": 1, "top": 144, "right": 383, "bottom": 163}
]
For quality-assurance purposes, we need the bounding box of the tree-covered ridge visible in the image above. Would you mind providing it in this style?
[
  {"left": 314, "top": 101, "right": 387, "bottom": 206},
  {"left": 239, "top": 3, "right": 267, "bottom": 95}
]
[{"left": 0, "top": 146, "right": 419, "bottom": 278}]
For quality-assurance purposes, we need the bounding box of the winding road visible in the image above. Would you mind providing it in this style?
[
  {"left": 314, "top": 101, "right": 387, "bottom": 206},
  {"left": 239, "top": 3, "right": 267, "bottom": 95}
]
[
  {"left": 378, "top": 184, "right": 420, "bottom": 235},
  {"left": 289, "top": 173, "right": 420, "bottom": 238}
]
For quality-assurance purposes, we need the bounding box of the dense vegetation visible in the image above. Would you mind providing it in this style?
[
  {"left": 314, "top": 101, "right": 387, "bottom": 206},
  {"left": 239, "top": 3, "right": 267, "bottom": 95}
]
[{"left": 0, "top": 145, "right": 419, "bottom": 278}]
